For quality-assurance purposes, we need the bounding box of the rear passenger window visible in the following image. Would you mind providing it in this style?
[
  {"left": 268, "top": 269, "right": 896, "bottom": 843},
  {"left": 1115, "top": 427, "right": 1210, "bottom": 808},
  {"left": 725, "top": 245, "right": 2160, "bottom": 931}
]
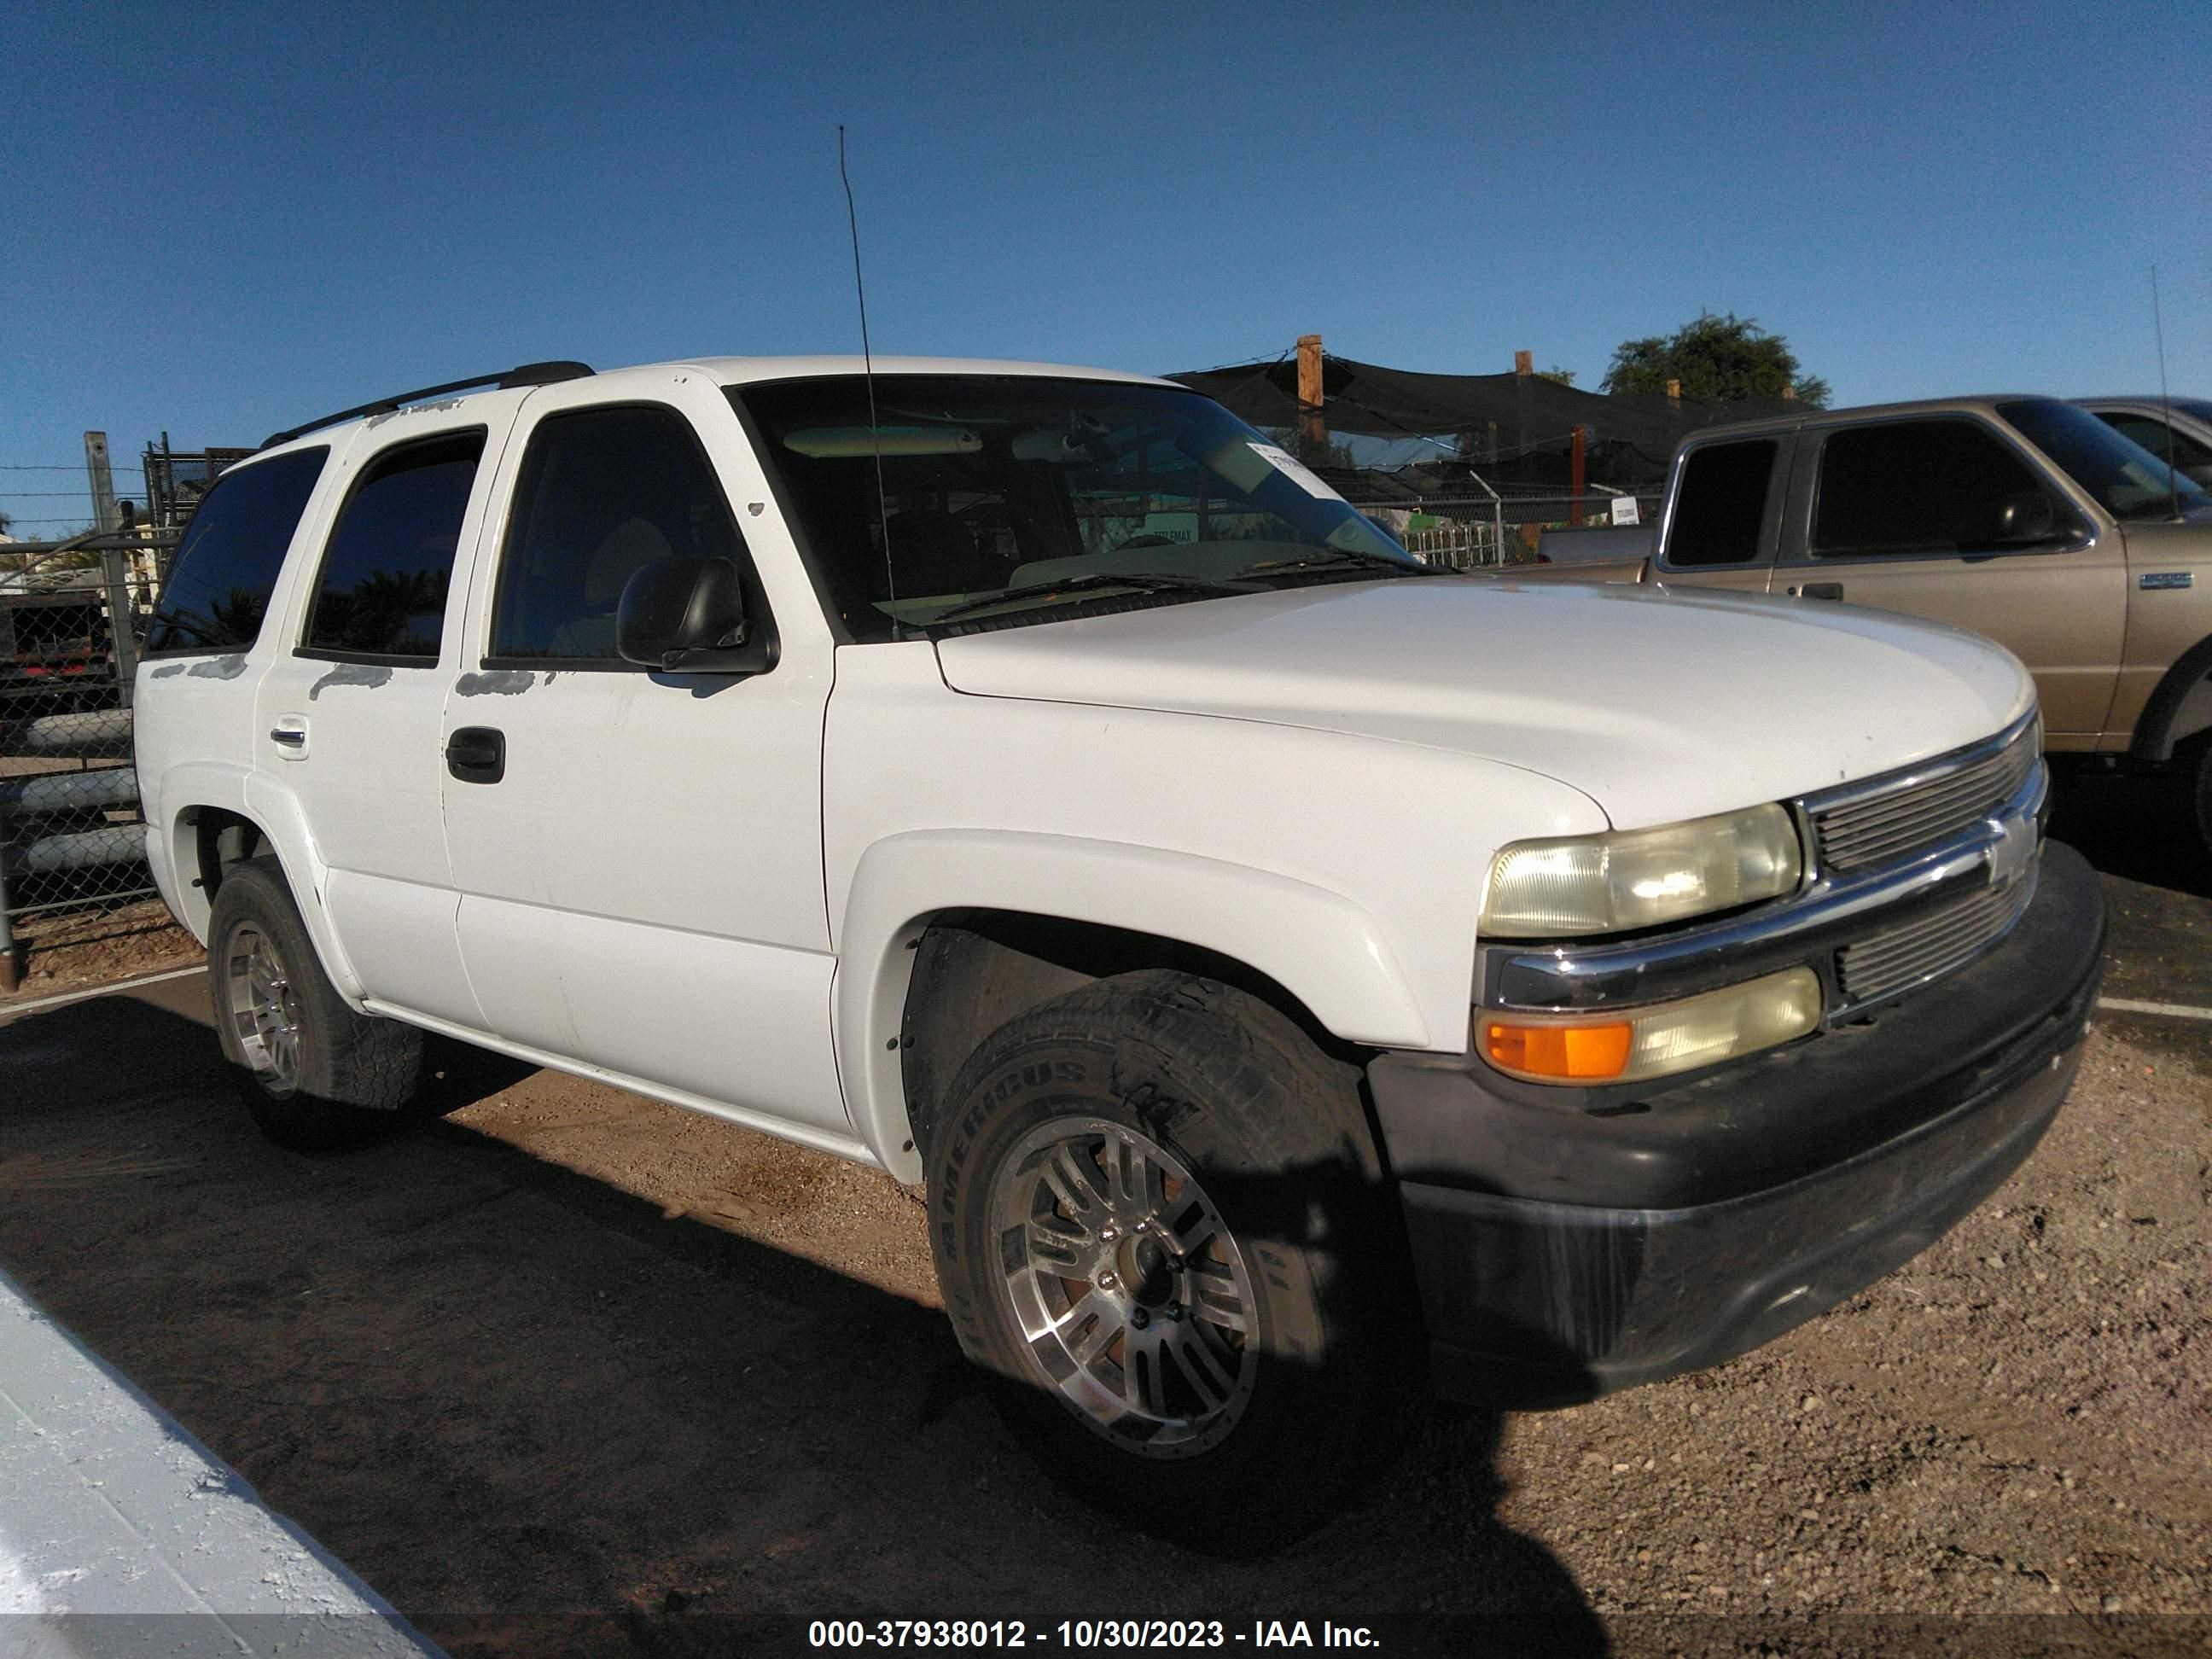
[
  {"left": 490, "top": 405, "right": 751, "bottom": 663},
  {"left": 1813, "top": 420, "right": 2047, "bottom": 557},
  {"left": 1665, "top": 440, "right": 1776, "bottom": 567},
  {"left": 303, "top": 431, "right": 485, "bottom": 660},
  {"left": 147, "top": 447, "right": 328, "bottom": 655}
]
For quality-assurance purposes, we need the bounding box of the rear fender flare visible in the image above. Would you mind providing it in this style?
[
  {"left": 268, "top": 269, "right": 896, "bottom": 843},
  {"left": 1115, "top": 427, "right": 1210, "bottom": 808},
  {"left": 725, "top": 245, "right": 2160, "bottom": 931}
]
[{"left": 160, "top": 765, "right": 368, "bottom": 1004}]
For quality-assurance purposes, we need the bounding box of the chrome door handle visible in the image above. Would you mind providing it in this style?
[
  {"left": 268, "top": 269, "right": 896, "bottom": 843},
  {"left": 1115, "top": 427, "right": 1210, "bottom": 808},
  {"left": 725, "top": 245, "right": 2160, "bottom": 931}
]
[{"left": 269, "top": 715, "right": 310, "bottom": 758}]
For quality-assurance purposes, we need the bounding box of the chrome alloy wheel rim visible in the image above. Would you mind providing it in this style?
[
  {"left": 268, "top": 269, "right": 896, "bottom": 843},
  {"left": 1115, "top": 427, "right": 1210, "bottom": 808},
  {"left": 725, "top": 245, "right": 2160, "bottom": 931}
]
[
  {"left": 224, "top": 922, "right": 303, "bottom": 1091},
  {"left": 990, "top": 1118, "right": 1259, "bottom": 1458}
]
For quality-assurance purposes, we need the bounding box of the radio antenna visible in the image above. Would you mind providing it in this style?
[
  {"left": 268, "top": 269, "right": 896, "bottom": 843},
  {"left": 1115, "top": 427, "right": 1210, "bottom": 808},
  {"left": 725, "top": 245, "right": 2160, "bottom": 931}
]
[
  {"left": 839, "top": 125, "right": 901, "bottom": 630},
  {"left": 2153, "top": 265, "right": 2182, "bottom": 522}
]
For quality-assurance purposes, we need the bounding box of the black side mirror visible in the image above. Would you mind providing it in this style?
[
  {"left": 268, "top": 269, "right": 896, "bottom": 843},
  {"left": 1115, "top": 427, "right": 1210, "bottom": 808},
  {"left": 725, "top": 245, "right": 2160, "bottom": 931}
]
[
  {"left": 1981, "top": 492, "right": 2059, "bottom": 547},
  {"left": 616, "top": 556, "right": 771, "bottom": 673}
]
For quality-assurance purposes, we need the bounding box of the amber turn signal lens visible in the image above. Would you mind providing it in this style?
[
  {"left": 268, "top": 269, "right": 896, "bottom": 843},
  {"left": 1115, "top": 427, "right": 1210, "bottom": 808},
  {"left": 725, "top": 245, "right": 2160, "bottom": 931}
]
[
  {"left": 1481, "top": 967, "right": 1824, "bottom": 1086},
  {"left": 1483, "top": 1019, "right": 1634, "bottom": 1081}
]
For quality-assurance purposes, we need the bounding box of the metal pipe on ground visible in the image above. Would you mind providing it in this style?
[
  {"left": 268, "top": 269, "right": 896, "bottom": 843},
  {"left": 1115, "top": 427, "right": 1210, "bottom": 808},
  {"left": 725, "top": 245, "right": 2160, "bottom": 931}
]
[
  {"left": 0, "top": 770, "right": 139, "bottom": 814},
  {"left": 1, "top": 824, "right": 149, "bottom": 879},
  {"left": 8, "top": 709, "right": 134, "bottom": 754}
]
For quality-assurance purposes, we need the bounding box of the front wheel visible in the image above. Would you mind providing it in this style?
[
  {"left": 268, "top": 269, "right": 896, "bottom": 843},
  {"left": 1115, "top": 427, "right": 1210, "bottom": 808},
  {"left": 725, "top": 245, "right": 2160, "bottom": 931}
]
[
  {"left": 207, "top": 857, "right": 423, "bottom": 1150},
  {"left": 926, "top": 971, "right": 1419, "bottom": 1551}
]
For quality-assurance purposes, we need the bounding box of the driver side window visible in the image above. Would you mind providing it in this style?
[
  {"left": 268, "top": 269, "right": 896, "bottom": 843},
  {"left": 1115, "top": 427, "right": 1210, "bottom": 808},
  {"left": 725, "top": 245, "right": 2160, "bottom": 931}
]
[{"left": 490, "top": 404, "right": 755, "bottom": 663}]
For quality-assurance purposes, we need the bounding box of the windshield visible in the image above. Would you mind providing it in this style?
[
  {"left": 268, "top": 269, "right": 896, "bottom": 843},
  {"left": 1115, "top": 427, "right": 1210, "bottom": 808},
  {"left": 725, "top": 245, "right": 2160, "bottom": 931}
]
[
  {"left": 731, "top": 375, "right": 1424, "bottom": 639},
  {"left": 2000, "top": 399, "right": 2211, "bottom": 521}
]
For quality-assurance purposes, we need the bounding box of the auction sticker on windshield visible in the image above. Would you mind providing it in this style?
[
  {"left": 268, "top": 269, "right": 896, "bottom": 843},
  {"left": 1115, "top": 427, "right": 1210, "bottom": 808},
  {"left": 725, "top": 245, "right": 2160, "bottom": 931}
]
[{"left": 1247, "top": 442, "right": 1340, "bottom": 500}]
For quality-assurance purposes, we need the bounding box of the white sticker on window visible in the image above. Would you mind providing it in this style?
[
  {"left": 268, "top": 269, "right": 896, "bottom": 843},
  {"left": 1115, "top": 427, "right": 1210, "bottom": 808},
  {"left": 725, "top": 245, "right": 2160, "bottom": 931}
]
[{"left": 1248, "top": 442, "right": 1342, "bottom": 501}]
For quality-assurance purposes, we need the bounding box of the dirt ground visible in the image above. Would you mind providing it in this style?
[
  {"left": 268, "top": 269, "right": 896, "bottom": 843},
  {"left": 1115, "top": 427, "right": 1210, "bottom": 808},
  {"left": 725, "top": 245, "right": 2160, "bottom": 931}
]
[
  {"left": 0, "top": 895, "right": 201, "bottom": 999},
  {"left": 0, "top": 771, "right": 2206, "bottom": 1654},
  {"left": 0, "top": 990, "right": 2204, "bottom": 1654}
]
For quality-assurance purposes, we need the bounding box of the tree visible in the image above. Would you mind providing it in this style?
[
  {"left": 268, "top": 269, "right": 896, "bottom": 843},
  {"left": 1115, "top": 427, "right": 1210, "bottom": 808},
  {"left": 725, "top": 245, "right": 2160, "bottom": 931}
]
[{"left": 1602, "top": 311, "right": 1831, "bottom": 407}]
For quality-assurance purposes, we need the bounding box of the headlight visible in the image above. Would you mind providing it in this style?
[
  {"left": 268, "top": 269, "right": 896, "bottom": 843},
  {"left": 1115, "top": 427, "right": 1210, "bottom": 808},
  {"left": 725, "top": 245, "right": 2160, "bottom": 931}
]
[
  {"left": 1481, "top": 966, "right": 1823, "bottom": 1084},
  {"left": 1481, "top": 803, "right": 1803, "bottom": 938}
]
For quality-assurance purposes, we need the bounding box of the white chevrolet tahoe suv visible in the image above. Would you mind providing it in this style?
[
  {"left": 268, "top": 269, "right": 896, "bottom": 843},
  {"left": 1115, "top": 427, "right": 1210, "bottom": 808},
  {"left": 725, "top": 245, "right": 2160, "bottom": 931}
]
[{"left": 136, "top": 356, "right": 2104, "bottom": 1547}]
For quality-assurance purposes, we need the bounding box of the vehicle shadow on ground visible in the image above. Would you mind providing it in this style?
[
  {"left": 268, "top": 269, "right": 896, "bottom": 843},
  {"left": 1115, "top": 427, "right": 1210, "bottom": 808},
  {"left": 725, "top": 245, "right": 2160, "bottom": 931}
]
[
  {"left": 0, "top": 997, "right": 1607, "bottom": 1657},
  {"left": 2047, "top": 766, "right": 2209, "bottom": 899}
]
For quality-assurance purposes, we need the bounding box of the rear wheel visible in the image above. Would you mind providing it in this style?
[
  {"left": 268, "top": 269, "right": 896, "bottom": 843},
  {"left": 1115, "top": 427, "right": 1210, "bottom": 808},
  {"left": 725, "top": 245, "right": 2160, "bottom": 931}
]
[
  {"left": 926, "top": 971, "right": 1419, "bottom": 1551},
  {"left": 207, "top": 857, "right": 423, "bottom": 1150}
]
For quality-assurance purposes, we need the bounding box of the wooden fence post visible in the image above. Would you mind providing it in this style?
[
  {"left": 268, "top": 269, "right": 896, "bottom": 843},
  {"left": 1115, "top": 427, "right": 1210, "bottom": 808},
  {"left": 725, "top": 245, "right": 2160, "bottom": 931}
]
[{"left": 1296, "top": 334, "right": 1326, "bottom": 457}]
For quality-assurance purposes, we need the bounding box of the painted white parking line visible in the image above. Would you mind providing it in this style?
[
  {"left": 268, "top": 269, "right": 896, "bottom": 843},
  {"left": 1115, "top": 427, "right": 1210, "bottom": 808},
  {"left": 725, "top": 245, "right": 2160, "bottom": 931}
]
[
  {"left": 2098, "top": 997, "right": 2212, "bottom": 1022},
  {"left": 0, "top": 963, "right": 204, "bottom": 1021},
  {"left": 0, "top": 1266, "right": 438, "bottom": 1645}
]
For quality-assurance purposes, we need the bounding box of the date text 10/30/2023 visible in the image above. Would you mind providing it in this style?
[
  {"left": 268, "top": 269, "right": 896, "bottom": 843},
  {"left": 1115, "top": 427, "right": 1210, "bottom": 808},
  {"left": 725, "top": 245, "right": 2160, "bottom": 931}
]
[{"left": 807, "top": 1620, "right": 1379, "bottom": 1649}]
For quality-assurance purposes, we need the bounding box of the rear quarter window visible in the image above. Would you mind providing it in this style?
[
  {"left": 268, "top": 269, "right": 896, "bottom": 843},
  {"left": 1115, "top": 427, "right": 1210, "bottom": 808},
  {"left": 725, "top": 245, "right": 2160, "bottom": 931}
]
[
  {"left": 1665, "top": 439, "right": 1778, "bottom": 567},
  {"left": 147, "top": 446, "right": 329, "bottom": 655}
]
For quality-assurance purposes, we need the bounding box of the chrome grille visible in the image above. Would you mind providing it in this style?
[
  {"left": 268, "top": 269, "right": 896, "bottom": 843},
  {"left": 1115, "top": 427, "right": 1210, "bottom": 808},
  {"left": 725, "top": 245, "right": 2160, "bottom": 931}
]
[
  {"left": 1835, "top": 876, "right": 2035, "bottom": 1007},
  {"left": 1812, "top": 724, "right": 2040, "bottom": 875}
]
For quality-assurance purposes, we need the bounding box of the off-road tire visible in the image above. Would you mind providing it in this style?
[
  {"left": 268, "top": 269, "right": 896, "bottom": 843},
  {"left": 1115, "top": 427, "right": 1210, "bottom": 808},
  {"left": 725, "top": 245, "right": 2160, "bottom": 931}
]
[
  {"left": 926, "top": 970, "right": 1419, "bottom": 1552},
  {"left": 207, "top": 856, "right": 423, "bottom": 1150}
]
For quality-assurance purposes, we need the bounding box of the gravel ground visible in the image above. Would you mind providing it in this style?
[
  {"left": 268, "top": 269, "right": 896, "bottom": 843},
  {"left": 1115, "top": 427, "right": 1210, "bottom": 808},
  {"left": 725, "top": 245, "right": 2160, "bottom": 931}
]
[
  {"left": 1493, "top": 1028, "right": 2209, "bottom": 1626},
  {"left": 0, "top": 978, "right": 2203, "bottom": 1656},
  {"left": 0, "top": 896, "right": 200, "bottom": 1001},
  {"left": 0, "top": 771, "right": 2203, "bottom": 1653}
]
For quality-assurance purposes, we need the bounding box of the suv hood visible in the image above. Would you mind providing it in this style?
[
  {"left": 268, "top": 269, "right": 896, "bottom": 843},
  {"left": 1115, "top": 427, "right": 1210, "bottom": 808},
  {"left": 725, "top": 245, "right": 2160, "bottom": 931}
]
[{"left": 932, "top": 579, "right": 2034, "bottom": 829}]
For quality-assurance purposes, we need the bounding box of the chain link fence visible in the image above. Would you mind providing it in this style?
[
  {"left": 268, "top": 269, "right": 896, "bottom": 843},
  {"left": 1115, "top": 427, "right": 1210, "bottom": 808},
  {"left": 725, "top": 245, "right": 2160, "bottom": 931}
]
[
  {"left": 1, "top": 533, "right": 175, "bottom": 989},
  {"left": 1351, "top": 486, "right": 1662, "bottom": 569}
]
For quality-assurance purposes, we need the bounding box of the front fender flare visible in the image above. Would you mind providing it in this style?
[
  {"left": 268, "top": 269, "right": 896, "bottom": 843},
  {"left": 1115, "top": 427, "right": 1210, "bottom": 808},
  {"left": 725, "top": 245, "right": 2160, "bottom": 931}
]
[
  {"left": 2129, "top": 632, "right": 2212, "bottom": 762},
  {"left": 834, "top": 829, "right": 1430, "bottom": 1181}
]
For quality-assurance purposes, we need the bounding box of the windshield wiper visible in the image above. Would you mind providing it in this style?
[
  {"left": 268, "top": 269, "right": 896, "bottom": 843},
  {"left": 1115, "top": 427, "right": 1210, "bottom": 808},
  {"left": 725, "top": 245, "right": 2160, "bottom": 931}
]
[
  {"left": 1229, "top": 549, "right": 1441, "bottom": 579},
  {"left": 927, "top": 571, "right": 1264, "bottom": 625}
]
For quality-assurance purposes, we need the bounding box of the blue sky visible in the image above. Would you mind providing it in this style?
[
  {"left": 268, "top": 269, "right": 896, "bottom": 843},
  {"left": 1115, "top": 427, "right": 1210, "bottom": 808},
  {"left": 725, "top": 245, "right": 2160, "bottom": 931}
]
[{"left": 3, "top": 0, "right": 2207, "bottom": 534}]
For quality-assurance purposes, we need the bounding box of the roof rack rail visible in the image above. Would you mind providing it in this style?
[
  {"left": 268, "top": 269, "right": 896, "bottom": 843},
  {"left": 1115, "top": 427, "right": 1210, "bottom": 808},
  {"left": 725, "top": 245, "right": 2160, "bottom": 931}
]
[{"left": 259, "top": 360, "right": 594, "bottom": 450}]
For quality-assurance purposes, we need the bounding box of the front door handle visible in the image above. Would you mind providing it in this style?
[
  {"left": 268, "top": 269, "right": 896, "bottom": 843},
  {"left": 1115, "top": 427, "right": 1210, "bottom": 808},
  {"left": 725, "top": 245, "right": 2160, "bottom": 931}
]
[
  {"left": 1790, "top": 581, "right": 1844, "bottom": 601},
  {"left": 445, "top": 726, "right": 505, "bottom": 784}
]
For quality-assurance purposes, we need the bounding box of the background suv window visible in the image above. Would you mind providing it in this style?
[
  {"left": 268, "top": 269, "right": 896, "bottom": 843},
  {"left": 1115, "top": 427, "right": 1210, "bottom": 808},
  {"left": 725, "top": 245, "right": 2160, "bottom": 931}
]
[
  {"left": 492, "top": 405, "right": 754, "bottom": 662},
  {"left": 2092, "top": 411, "right": 2212, "bottom": 483},
  {"left": 1666, "top": 439, "right": 1777, "bottom": 567},
  {"left": 1813, "top": 419, "right": 2052, "bottom": 556},
  {"left": 147, "top": 447, "right": 328, "bottom": 655},
  {"left": 303, "top": 431, "right": 485, "bottom": 660}
]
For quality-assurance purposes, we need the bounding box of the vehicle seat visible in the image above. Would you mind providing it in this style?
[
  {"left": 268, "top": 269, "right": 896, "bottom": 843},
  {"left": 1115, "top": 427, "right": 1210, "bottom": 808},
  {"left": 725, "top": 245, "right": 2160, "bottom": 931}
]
[
  {"left": 887, "top": 508, "right": 997, "bottom": 597},
  {"left": 549, "top": 517, "right": 674, "bottom": 656}
]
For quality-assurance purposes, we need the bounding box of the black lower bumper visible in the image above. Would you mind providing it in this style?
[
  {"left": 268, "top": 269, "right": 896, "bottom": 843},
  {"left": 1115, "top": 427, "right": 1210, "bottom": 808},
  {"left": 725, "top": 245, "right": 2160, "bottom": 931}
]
[{"left": 1371, "top": 840, "right": 2105, "bottom": 1408}]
